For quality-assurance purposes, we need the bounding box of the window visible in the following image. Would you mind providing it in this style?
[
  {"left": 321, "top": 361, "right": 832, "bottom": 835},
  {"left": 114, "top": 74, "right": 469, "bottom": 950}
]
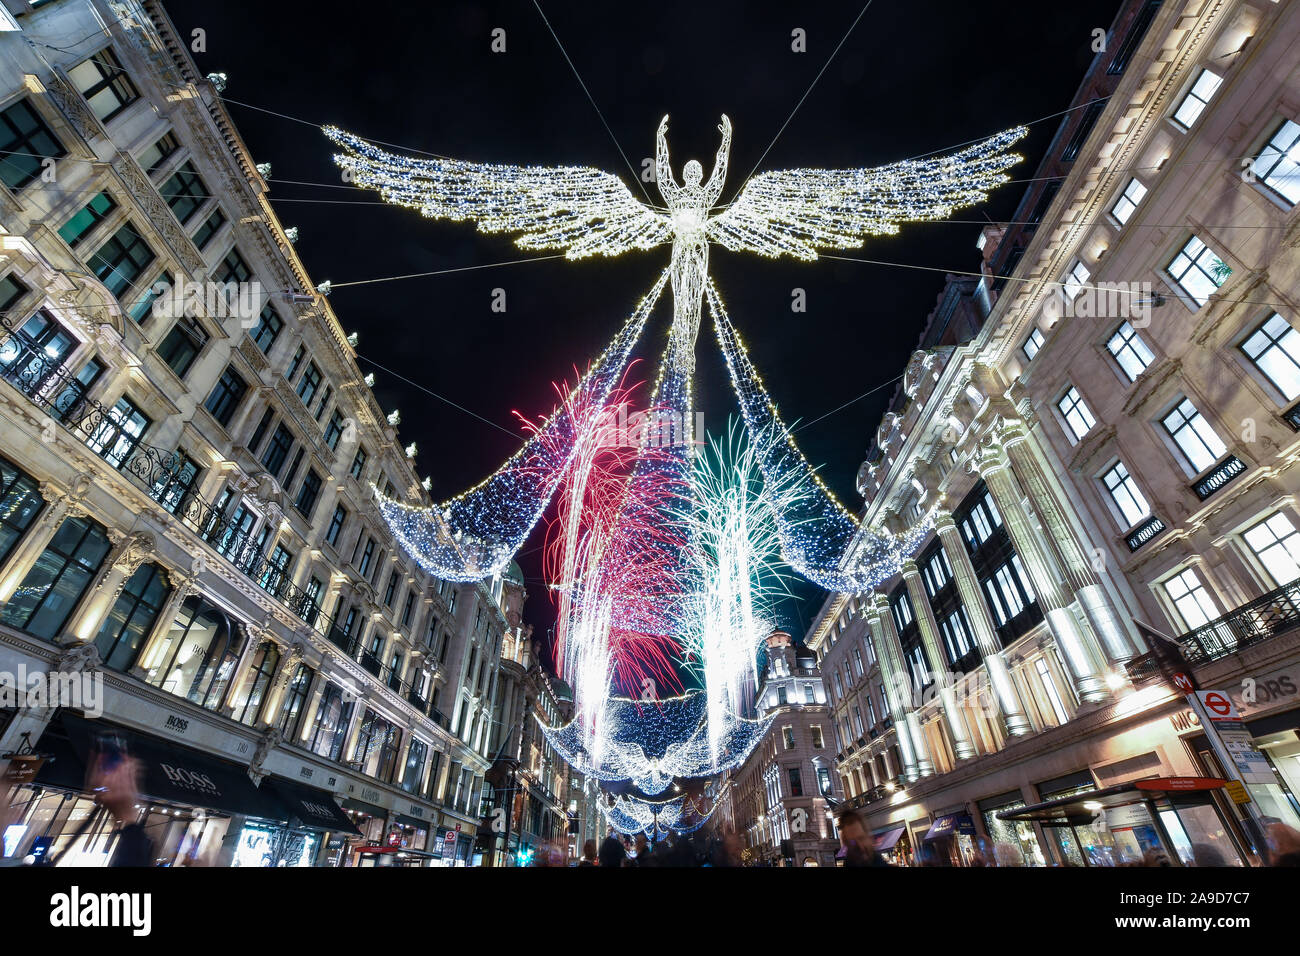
[
  {"left": 58, "top": 192, "right": 117, "bottom": 247},
  {"left": 258, "top": 544, "right": 294, "bottom": 598},
  {"left": 128, "top": 271, "right": 172, "bottom": 324},
  {"left": 325, "top": 504, "right": 347, "bottom": 547},
  {"left": 86, "top": 396, "right": 150, "bottom": 470},
  {"left": 300, "top": 576, "right": 323, "bottom": 627},
  {"left": 811, "top": 726, "right": 824, "bottom": 749},
  {"left": 402, "top": 591, "right": 415, "bottom": 628},
  {"left": 1167, "top": 235, "right": 1231, "bottom": 306},
  {"left": 249, "top": 305, "right": 282, "bottom": 354},
  {"left": 204, "top": 365, "right": 247, "bottom": 427},
  {"left": 0, "top": 309, "right": 77, "bottom": 390},
  {"left": 1164, "top": 567, "right": 1220, "bottom": 629},
  {"left": 88, "top": 222, "right": 155, "bottom": 300},
  {"left": 1063, "top": 260, "right": 1090, "bottom": 301},
  {"left": 214, "top": 248, "right": 252, "bottom": 286},
  {"left": 787, "top": 767, "right": 803, "bottom": 797},
  {"left": 285, "top": 344, "right": 306, "bottom": 383},
  {"left": 783, "top": 726, "right": 795, "bottom": 749},
  {"left": 191, "top": 208, "right": 226, "bottom": 249},
  {"left": 922, "top": 549, "right": 952, "bottom": 597},
  {"left": 984, "top": 558, "right": 1035, "bottom": 626},
  {"left": 384, "top": 571, "right": 399, "bottom": 607},
  {"left": 1108, "top": 0, "right": 1162, "bottom": 75},
  {"left": 0, "top": 515, "right": 110, "bottom": 640},
  {"left": 402, "top": 738, "right": 428, "bottom": 793},
  {"left": 151, "top": 453, "right": 200, "bottom": 516},
  {"left": 1022, "top": 327, "right": 1045, "bottom": 361},
  {"left": 1248, "top": 119, "right": 1300, "bottom": 205},
  {"left": 852, "top": 647, "right": 864, "bottom": 678},
  {"left": 1026, "top": 180, "right": 1061, "bottom": 226},
  {"left": 0, "top": 272, "right": 28, "bottom": 314},
  {"left": 137, "top": 131, "right": 179, "bottom": 175},
  {"left": 324, "top": 409, "right": 345, "bottom": 451},
  {"left": 1106, "top": 321, "right": 1156, "bottom": 381},
  {"left": 1102, "top": 461, "right": 1151, "bottom": 528},
  {"left": 1161, "top": 398, "right": 1227, "bottom": 473},
  {"left": 229, "top": 641, "right": 280, "bottom": 726},
  {"left": 1172, "top": 69, "right": 1222, "bottom": 129},
  {"left": 354, "top": 709, "right": 401, "bottom": 782},
  {"left": 1243, "top": 512, "right": 1300, "bottom": 587},
  {"left": 1111, "top": 177, "right": 1148, "bottom": 226},
  {"left": 891, "top": 591, "right": 913, "bottom": 632},
  {"left": 350, "top": 448, "right": 368, "bottom": 480},
  {"left": 0, "top": 98, "right": 66, "bottom": 191},
  {"left": 296, "top": 362, "right": 322, "bottom": 406},
  {"left": 357, "top": 536, "right": 376, "bottom": 577},
  {"left": 960, "top": 490, "right": 1003, "bottom": 551},
  {"left": 1061, "top": 100, "right": 1105, "bottom": 162},
  {"left": 160, "top": 161, "right": 210, "bottom": 225},
  {"left": 248, "top": 407, "right": 274, "bottom": 455},
  {"left": 277, "top": 664, "right": 314, "bottom": 739},
  {"left": 939, "top": 608, "right": 977, "bottom": 663},
  {"left": 832, "top": 669, "right": 843, "bottom": 697},
  {"left": 156, "top": 316, "right": 208, "bottom": 378},
  {"left": 68, "top": 47, "right": 140, "bottom": 122},
  {"left": 0, "top": 455, "right": 45, "bottom": 567},
  {"left": 1035, "top": 657, "right": 1070, "bottom": 726},
  {"left": 308, "top": 682, "right": 355, "bottom": 761},
  {"left": 314, "top": 385, "right": 332, "bottom": 423},
  {"left": 1057, "top": 386, "right": 1096, "bottom": 441},
  {"left": 261, "top": 423, "right": 294, "bottom": 478},
  {"left": 294, "top": 469, "right": 322, "bottom": 518},
  {"left": 1242, "top": 313, "right": 1300, "bottom": 401}
]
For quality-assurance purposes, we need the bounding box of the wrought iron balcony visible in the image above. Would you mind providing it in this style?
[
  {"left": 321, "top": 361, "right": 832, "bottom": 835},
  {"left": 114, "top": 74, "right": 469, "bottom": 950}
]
[
  {"left": 1191, "top": 455, "right": 1245, "bottom": 501},
  {"left": 1180, "top": 578, "right": 1300, "bottom": 665},
  {"left": 1125, "top": 515, "right": 1167, "bottom": 552}
]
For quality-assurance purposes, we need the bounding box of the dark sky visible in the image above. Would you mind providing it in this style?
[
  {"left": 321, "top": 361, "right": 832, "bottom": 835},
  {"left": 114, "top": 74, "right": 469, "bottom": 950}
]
[{"left": 161, "top": 0, "right": 1120, "bottom": 655}]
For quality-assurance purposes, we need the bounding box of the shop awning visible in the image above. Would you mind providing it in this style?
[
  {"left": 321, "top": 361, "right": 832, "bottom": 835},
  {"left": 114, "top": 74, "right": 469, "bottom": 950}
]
[
  {"left": 258, "top": 776, "right": 361, "bottom": 835},
  {"left": 924, "top": 813, "right": 976, "bottom": 841},
  {"left": 875, "top": 827, "right": 906, "bottom": 850},
  {"left": 60, "top": 713, "right": 285, "bottom": 821},
  {"left": 391, "top": 812, "right": 430, "bottom": 829},
  {"left": 997, "top": 777, "right": 1227, "bottom": 824},
  {"left": 341, "top": 797, "right": 387, "bottom": 818}
]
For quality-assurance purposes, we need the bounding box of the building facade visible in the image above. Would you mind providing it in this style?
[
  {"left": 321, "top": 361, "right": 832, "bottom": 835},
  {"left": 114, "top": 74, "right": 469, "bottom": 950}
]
[
  {"left": 811, "top": 0, "right": 1300, "bottom": 868},
  {"left": 0, "top": 0, "right": 529, "bottom": 866},
  {"left": 728, "top": 630, "right": 840, "bottom": 866}
]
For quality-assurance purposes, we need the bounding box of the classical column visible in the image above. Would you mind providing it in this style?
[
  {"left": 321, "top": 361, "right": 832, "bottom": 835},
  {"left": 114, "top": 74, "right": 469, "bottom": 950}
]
[
  {"left": 1000, "top": 415, "right": 1139, "bottom": 662},
  {"left": 296, "top": 668, "right": 329, "bottom": 745},
  {"left": 900, "top": 559, "right": 977, "bottom": 760},
  {"left": 66, "top": 531, "right": 155, "bottom": 643},
  {"left": 933, "top": 510, "right": 1033, "bottom": 736},
  {"left": 868, "top": 594, "right": 932, "bottom": 781},
  {"left": 341, "top": 693, "right": 369, "bottom": 763},
  {"left": 221, "top": 627, "right": 273, "bottom": 716},
  {"left": 0, "top": 477, "right": 89, "bottom": 602},
  {"left": 976, "top": 438, "right": 1110, "bottom": 703}
]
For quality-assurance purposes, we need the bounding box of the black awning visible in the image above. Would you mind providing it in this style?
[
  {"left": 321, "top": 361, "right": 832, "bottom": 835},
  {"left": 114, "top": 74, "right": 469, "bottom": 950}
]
[
  {"left": 996, "top": 777, "right": 1226, "bottom": 824},
  {"left": 61, "top": 713, "right": 286, "bottom": 821},
  {"left": 391, "top": 812, "right": 431, "bottom": 829},
  {"left": 259, "top": 776, "right": 361, "bottom": 835},
  {"left": 27, "top": 722, "right": 89, "bottom": 791}
]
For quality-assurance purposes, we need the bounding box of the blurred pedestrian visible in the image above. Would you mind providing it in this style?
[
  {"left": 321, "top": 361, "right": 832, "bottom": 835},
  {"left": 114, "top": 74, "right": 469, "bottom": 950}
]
[
  {"left": 598, "top": 828, "right": 626, "bottom": 869},
  {"left": 837, "top": 809, "right": 888, "bottom": 867},
  {"left": 1265, "top": 822, "right": 1300, "bottom": 865},
  {"left": 579, "top": 839, "right": 598, "bottom": 866},
  {"left": 88, "top": 752, "right": 153, "bottom": 867}
]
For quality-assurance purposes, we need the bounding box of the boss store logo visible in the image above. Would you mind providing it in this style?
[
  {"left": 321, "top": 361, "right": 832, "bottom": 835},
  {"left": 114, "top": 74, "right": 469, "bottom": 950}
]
[{"left": 159, "top": 762, "right": 222, "bottom": 798}]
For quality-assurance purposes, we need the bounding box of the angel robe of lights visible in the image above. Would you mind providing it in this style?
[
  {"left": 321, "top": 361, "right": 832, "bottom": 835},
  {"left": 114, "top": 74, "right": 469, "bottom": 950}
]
[{"left": 324, "top": 117, "right": 1026, "bottom": 799}]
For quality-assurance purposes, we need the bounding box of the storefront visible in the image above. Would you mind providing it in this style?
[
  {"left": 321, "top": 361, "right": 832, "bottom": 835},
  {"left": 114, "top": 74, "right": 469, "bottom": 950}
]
[
  {"left": 978, "top": 790, "right": 1048, "bottom": 867},
  {"left": 873, "top": 824, "right": 910, "bottom": 866},
  {"left": 4, "top": 711, "right": 286, "bottom": 866},
  {"left": 922, "top": 810, "right": 978, "bottom": 866},
  {"left": 996, "top": 777, "right": 1248, "bottom": 867},
  {"left": 340, "top": 798, "right": 388, "bottom": 866},
  {"left": 254, "top": 776, "right": 362, "bottom": 867}
]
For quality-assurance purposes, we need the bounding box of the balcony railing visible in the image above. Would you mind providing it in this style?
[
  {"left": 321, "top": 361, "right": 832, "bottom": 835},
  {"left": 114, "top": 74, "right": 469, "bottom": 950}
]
[
  {"left": 1191, "top": 455, "right": 1245, "bottom": 501},
  {"left": 1180, "top": 578, "right": 1300, "bottom": 665},
  {"left": 1125, "top": 515, "right": 1167, "bottom": 552}
]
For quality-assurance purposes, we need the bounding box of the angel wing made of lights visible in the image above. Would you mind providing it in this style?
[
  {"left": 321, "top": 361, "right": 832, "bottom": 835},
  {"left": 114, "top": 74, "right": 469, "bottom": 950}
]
[
  {"left": 324, "top": 126, "right": 672, "bottom": 260},
  {"left": 706, "top": 126, "right": 1029, "bottom": 260}
]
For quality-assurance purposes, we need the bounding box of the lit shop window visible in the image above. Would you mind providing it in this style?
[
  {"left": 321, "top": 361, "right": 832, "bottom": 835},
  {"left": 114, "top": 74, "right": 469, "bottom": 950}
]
[{"left": 1034, "top": 657, "right": 1070, "bottom": 726}]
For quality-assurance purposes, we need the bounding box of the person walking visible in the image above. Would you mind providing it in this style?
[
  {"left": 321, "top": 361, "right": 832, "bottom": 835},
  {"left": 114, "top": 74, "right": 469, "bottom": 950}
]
[{"left": 598, "top": 828, "right": 626, "bottom": 868}]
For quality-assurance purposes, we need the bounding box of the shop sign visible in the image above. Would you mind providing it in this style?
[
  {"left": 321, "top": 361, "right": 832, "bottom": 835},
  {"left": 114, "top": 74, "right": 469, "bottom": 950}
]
[
  {"left": 407, "top": 804, "right": 424, "bottom": 818},
  {"left": 1195, "top": 691, "right": 1238, "bottom": 721},
  {"left": 162, "top": 714, "right": 190, "bottom": 736},
  {"left": 3, "top": 755, "right": 44, "bottom": 784},
  {"left": 326, "top": 838, "right": 345, "bottom": 850},
  {"left": 298, "top": 766, "right": 314, "bottom": 780},
  {"left": 1104, "top": 804, "right": 1152, "bottom": 829},
  {"left": 1224, "top": 780, "right": 1251, "bottom": 805},
  {"left": 360, "top": 786, "right": 382, "bottom": 804},
  {"left": 1135, "top": 777, "right": 1224, "bottom": 791},
  {"left": 1169, "top": 709, "right": 1201, "bottom": 733}
]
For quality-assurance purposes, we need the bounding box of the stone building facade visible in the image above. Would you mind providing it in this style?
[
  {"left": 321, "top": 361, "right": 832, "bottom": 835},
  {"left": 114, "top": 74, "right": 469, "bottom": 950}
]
[
  {"left": 0, "top": 0, "right": 525, "bottom": 866},
  {"left": 810, "top": 0, "right": 1300, "bottom": 867}
]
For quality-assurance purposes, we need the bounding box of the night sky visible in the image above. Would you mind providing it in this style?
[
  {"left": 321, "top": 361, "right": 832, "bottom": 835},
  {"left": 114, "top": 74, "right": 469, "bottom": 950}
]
[{"left": 160, "top": 0, "right": 1121, "bottom": 659}]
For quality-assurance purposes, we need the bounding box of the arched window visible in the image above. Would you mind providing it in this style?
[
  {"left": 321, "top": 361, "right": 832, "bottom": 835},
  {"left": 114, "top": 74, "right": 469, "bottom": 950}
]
[
  {"left": 229, "top": 640, "right": 280, "bottom": 726},
  {"left": 93, "top": 562, "right": 171, "bottom": 671},
  {"left": 143, "top": 596, "right": 244, "bottom": 709}
]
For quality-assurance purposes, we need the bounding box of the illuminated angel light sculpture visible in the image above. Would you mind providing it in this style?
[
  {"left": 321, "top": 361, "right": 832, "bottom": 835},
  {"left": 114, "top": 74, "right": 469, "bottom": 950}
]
[{"left": 324, "top": 118, "right": 1026, "bottom": 594}]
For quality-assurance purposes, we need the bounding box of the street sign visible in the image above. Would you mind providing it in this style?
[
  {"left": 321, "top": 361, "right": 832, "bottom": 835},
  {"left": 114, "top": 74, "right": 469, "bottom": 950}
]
[
  {"left": 1217, "top": 725, "right": 1275, "bottom": 785},
  {"left": 1134, "top": 776, "right": 1226, "bottom": 792},
  {"left": 443, "top": 829, "right": 458, "bottom": 858},
  {"left": 1195, "top": 690, "right": 1238, "bottom": 721},
  {"left": 1171, "top": 672, "right": 1195, "bottom": 693},
  {"left": 1225, "top": 780, "right": 1251, "bottom": 804}
]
